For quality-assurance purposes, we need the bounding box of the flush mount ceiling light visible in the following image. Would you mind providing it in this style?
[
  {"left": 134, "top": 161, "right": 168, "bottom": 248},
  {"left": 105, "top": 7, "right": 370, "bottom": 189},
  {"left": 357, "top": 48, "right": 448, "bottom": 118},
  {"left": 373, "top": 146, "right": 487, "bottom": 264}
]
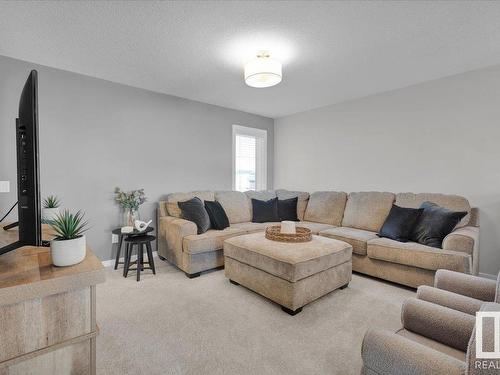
[{"left": 244, "top": 53, "right": 282, "bottom": 88}]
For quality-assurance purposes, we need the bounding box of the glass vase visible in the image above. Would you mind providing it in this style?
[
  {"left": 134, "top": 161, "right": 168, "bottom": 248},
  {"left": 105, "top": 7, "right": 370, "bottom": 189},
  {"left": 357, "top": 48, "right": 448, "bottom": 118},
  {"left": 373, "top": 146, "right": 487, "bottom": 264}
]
[{"left": 124, "top": 208, "right": 139, "bottom": 227}]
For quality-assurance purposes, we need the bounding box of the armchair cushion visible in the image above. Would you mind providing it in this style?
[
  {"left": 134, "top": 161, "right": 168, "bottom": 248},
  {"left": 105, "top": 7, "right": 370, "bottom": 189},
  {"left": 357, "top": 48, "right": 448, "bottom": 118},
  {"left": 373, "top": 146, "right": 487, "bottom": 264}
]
[
  {"left": 434, "top": 269, "right": 497, "bottom": 302},
  {"left": 361, "top": 329, "right": 466, "bottom": 375},
  {"left": 417, "top": 285, "right": 483, "bottom": 315},
  {"left": 401, "top": 298, "right": 475, "bottom": 351},
  {"left": 396, "top": 328, "right": 466, "bottom": 361}
]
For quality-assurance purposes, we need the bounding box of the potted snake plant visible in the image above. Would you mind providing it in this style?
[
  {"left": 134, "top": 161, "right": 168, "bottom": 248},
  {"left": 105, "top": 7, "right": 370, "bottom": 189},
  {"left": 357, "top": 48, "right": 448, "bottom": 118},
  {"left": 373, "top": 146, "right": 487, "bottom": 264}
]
[
  {"left": 42, "top": 195, "right": 61, "bottom": 222},
  {"left": 50, "top": 210, "right": 89, "bottom": 266}
]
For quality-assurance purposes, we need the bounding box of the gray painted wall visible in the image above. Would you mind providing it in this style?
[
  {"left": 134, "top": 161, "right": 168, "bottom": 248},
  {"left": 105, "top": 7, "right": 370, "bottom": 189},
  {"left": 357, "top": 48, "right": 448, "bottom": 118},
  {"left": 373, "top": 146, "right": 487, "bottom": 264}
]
[
  {"left": 0, "top": 55, "right": 274, "bottom": 261},
  {"left": 275, "top": 65, "right": 500, "bottom": 277}
]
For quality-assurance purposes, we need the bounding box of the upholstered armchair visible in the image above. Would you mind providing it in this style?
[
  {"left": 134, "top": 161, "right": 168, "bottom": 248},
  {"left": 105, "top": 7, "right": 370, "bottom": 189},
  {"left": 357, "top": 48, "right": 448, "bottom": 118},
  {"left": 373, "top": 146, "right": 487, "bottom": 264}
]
[
  {"left": 361, "top": 298, "right": 500, "bottom": 375},
  {"left": 416, "top": 269, "right": 499, "bottom": 315}
]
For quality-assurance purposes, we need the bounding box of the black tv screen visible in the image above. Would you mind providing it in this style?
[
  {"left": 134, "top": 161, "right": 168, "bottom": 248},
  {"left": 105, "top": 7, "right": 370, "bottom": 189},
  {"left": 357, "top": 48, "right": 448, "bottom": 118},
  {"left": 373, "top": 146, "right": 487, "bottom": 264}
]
[{"left": 0, "top": 70, "right": 42, "bottom": 255}]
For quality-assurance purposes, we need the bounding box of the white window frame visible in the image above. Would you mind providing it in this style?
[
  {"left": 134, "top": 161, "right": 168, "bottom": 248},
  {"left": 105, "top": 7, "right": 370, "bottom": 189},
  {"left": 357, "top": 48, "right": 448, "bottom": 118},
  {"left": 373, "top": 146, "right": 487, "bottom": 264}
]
[{"left": 232, "top": 125, "right": 267, "bottom": 191}]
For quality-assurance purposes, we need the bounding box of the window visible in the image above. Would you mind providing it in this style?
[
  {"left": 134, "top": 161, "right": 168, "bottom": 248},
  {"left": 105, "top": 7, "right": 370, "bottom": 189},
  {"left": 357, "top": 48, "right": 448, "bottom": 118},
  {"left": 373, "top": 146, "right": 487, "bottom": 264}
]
[{"left": 232, "top": 125, "right": 267, "bottom": 192}]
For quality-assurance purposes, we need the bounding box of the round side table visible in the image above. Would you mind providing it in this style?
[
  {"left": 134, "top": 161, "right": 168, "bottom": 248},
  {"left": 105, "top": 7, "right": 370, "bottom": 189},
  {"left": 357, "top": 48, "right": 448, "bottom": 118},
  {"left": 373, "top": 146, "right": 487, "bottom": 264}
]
[{"left": 112, "top": 227, "right": 154, "bottom": 271}]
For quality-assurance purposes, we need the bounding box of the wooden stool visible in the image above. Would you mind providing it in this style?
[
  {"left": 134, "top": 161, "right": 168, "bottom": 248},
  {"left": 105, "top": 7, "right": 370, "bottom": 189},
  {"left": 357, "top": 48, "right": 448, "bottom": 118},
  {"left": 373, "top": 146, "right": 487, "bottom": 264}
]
[{"left": 124, "top": 235, "right": 156, "bottom": 281}]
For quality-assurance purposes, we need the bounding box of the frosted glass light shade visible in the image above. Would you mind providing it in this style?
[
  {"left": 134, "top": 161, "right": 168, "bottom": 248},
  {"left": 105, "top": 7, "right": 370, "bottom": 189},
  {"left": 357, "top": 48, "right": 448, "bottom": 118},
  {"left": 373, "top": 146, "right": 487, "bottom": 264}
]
[{"left": 244, "top": 56, "right": 282, "bottom": 88}]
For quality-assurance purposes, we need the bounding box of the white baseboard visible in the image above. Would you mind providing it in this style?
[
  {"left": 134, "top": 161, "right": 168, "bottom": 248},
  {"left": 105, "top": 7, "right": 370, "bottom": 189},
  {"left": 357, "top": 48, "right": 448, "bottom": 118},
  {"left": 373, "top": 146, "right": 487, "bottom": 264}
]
[
  {"left": 479, "top": 272, "right": 497, "bottom": 280},
  {"left": 102, "top": 251, "right": 158, "bottom": 267}
]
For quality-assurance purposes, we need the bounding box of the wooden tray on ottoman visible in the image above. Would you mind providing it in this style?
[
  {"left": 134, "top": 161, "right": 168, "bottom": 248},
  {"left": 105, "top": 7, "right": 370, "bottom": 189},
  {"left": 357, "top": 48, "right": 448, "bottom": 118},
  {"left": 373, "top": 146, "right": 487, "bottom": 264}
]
[{"left": 265, "top": 225, "right": 312, "bottom": 243}]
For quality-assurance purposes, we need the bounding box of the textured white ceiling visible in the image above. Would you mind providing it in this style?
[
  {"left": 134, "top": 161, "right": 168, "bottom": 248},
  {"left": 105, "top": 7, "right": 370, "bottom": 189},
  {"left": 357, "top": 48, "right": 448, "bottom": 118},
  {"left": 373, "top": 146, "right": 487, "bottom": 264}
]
[{"left": 1, "top": 1, "right": 500, "bottom": 118}]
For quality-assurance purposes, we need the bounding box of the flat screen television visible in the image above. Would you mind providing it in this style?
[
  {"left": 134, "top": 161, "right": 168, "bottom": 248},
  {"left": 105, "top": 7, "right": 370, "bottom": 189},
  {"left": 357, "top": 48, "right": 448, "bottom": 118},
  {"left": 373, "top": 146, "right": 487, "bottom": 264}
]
[{"left": 0, "top": 70, "right": 42, "bottom": 255}]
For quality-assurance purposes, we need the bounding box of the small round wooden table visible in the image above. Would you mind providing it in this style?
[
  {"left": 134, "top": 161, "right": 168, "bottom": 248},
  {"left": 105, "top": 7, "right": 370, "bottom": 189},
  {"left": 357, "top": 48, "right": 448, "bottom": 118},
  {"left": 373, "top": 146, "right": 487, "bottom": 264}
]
[
  {"left": 112, "top": 227, "right": 154, "bottom": 271},
  {"left": 124, "top": 235, "right": 156, "bottom": 282}
]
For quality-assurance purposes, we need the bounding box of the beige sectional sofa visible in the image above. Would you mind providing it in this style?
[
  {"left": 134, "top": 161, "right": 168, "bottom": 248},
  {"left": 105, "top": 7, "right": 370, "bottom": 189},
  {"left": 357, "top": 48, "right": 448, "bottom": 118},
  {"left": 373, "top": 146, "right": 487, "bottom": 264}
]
[{"left": 157, "top": 189, "right": 479, "bottom": 287}]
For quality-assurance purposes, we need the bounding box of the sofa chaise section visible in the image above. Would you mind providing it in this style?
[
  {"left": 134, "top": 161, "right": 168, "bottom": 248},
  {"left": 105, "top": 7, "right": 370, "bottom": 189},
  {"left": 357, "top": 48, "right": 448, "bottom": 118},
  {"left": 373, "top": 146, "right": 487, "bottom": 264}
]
[{"left": 319, "top": 191, "right": 479, "bottom": 288}]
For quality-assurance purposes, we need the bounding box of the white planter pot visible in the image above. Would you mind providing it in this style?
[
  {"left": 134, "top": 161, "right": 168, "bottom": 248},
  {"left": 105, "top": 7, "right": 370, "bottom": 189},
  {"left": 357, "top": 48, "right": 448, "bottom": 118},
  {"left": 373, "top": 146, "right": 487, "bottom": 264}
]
[
  {"left": 42, "top": 207, "right": 60, "bottom": 222},
  {"left": 51, "top": 236, "right": 86, "bottom": 267}
]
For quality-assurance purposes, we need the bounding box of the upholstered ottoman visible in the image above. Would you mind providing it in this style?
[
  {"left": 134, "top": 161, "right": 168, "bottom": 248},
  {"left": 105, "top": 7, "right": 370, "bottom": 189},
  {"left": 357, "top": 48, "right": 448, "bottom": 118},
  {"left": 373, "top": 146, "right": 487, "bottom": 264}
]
[{"left": 224, "top": 232, "right": 352, "bottom": 315}]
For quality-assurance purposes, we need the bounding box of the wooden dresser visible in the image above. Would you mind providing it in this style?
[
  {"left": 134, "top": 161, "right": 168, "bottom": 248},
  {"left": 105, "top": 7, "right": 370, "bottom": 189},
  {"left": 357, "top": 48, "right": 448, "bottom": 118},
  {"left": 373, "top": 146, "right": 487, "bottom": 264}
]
[{"left": 0, "top": 226, "right": 106, "bottom": 375}]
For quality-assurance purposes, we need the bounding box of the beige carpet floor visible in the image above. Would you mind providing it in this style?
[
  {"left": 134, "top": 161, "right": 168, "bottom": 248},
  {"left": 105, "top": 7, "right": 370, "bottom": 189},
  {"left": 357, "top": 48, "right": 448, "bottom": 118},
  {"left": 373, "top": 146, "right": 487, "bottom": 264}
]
[{"left": 96, "top": 259, "right": 415, "bottom": 375}]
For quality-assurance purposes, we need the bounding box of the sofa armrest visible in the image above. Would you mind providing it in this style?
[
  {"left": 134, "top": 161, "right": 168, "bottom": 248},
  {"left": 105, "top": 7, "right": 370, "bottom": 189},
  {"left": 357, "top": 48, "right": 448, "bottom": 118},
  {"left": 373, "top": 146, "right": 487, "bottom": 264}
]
[
  {"left": 361, "top": 329, "right": 466, "bottom": 375},
  {"left": 443, "top": 226, "right": 479, "bottom": 275},
  {"left": 417, "top": 285, "right": 483, "bottom": 315},
  {"left": 159, "top": 216, "right": 197, "bottom": 255},
  {"left": 401, "top": 298, "right": 475, "bottom": 351},
  {"left": 434, "top": 269, "right": 496, "bottom": 302}
]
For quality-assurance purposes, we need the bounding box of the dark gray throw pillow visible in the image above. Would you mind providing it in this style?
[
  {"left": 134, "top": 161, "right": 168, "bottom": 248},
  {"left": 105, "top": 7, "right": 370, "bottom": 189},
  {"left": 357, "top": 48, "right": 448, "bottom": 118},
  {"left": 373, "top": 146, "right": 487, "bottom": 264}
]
[
  {"left": 378, "top": 204, "right": 424, "bottom": 242},
  {"left": 178, "top": 197, "right": 211, "bottom": 234},
  {"left": 204, "top": 200, "right": 229, "bottom": 230},
  {"left": 251, "top": 197, "right": 280, "bottom": 223},
  {"left": 411, "top": 201, "right": 467, "bottom": 248},
  {"left": 278, "top": 197, "right": 299, "bottom": 221}
]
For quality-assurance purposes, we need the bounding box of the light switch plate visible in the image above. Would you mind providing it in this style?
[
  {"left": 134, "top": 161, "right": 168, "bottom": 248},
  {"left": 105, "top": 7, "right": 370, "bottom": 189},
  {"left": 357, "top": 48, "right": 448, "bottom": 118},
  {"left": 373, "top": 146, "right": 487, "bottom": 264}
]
[
  {"left": 111, "top": 234, "right": 119, "bottom": 244},
  {"left": 0, "top": 181, "right": 10, "bottom": 193}
]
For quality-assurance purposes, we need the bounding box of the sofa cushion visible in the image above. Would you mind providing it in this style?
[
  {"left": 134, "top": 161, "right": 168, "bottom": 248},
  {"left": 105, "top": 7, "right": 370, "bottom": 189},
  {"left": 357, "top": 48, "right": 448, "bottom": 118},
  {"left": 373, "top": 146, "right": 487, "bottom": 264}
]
[
  {"left": 304, "top": 191, "right": 347, "bottom": 225},
  {"left": 232, "top": 221, "right": 329, "bottom": 235},
  {"left": 215, "top": 191, "right": 251, "bottom": 224},
  {"left": 395, "top": 193, "right": 471, "bottom": 228},
  {"left": 379, "top": 204, "right": 424, "bottom": 242},
  {"left": 319, "top": 227, "right": 378, "bottom": 256},
  {"left": 204, "top": 200, "right": 230, "bottom": 230},
  {"left": 367, "top": 237, "right": 471, "bottom": 273},
  {"left": 251, "top": 198, "right": 280, "bottom": 223},
  {"left": 411, "top": 202, "right": 467, "bottom": 248},
  {"left": 276, "top": 189, "right": 310, "bottom": 221},
  {"left": 342, "top": 192, "right": 395, "bottom": 232},
  {"left": 299, "top": 221, "right": 337, "bottom": 234},
  {"left": 224, "top": 232, "right": 352, "bottom": 282},
  {"left": 396, "top": 329, "right": 466, "bottom": 362},
  {"left": 245, "top": 190, "right": 276, "bottom": 201},
  {"left": 166, "top": 191, "right": 215, "bottom": 218},
  {"left": 230, "top": 222, "right": 272, "bottom": 233},
  {"left": 178, "top": 197, "right": 211, "bottom": 234},
  {"left": 183, "top": 227, "right": 246, "bottom": 255},
  {"left": 278, "top": 197, "right": 299, "bottom": 221}
]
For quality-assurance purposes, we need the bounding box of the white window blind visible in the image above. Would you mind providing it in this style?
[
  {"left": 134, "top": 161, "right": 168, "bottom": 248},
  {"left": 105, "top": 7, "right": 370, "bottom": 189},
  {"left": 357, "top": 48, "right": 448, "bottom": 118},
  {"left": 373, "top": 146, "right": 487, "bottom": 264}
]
[
  {"left": 232, "top": 125, "right": 267, "bottom": 192},
  {"left": 235, "top": 135, "right": 256, "bottom": 192}
]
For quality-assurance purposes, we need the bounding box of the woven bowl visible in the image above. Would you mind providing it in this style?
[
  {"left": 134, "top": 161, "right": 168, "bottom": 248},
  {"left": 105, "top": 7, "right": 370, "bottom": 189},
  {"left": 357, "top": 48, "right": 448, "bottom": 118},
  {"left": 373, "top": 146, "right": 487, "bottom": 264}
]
[{"left": 265, "top": 225, "right": 312, "bottom": 243}]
